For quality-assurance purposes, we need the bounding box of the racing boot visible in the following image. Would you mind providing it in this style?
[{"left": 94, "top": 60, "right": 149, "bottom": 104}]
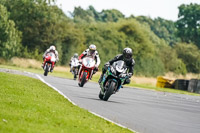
[
  {"left": 70, "top": 67, "right": 73, "bottom": 72},
  {"left": 41, "top": 63, "right": 44, "bottom": 69},
  {"left": 50, "top": 66, "right": 54, "bottom": 72}
]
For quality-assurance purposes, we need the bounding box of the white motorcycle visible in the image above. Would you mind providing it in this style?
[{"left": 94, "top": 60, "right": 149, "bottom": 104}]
[{"left": 70, "top": 58, "right": 80, "bottom": 80}]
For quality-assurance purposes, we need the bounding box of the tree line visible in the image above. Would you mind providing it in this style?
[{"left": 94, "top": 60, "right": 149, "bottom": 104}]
[{"left": 0, "top": 0, "right": 200, "bottom": 76}]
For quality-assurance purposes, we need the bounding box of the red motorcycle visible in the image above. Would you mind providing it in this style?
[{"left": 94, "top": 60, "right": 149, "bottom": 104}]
[
  {"left": 78, "top": 56, "right": 96, "bottom": 87},
  {"left": 43, "top": 52, "right": 56, "bottom": 76}
]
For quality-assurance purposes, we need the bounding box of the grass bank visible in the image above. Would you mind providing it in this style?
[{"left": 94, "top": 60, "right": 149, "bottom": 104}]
[{"left": 0, "top": 72, "right": 133, "bottom": 133}]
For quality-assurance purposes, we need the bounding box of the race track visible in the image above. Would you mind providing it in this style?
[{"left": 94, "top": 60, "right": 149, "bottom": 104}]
[
  {"left": 1, "top": 68, "right": 200, "bottom": 133},
  {"left": 39, "top": 74, "right": 200, "bottom": 133}
]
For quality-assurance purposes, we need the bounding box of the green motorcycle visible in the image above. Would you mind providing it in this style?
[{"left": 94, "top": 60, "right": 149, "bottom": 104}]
[{"left": 99, "top": 60, "right": 129, "bottom": 101}]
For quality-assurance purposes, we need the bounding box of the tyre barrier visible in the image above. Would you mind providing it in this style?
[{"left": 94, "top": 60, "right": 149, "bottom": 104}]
[
  {"left": 174, "top": 79, "right": 189, "bottom": 91},
  {"left": 188, "top": 79, "right": 200, "bottom": 94},
  {"left": 156, "top": 77, "right": 200, "bottom": 94}
]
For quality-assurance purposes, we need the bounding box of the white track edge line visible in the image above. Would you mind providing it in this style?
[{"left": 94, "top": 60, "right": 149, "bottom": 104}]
[
  {"left": 35, "top": 74, "right": 137, "bottom": 133},
  {"left": 36, "top": 74, "right": 77, "bottom": 106}
]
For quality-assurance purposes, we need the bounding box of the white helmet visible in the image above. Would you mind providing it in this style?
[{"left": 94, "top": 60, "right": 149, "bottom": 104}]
[
  {"left": 50, "top": 45, "right": 56, "bottom": 51},
  {"left": 89, "top": 44, "right": 96, "bottom": 50},
  {"left": 89, "top": 44, "right": 96, "bottom": 55},
  {"left": 74, "top": 53, "right": 78, "bottom": 58}
]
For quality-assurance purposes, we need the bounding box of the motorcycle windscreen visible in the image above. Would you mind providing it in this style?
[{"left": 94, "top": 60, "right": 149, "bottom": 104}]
[
  {"left": 114, "top": 60, "right": 126, "bottom": 73},
  {"left": 72, "top": 58, "right": 79, "bottom": 67},
  {"left": 82, "top": 57, "right": 95, "bottom": 68},
  {"left": 47, "top": 52, "right": 56, "bottom": 62}
]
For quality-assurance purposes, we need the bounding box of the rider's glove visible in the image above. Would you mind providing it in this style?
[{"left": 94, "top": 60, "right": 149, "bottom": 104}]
[
  {"left": 95, "top": 64, "right": 98, "bottom": 68},
  {"left": 125, "top": 78, "right": 131, "bottom": 84},
  {"left": 104, "top": 63, "right": 110, "bottom": 69},
  {"left": 119, "top": 73, "right": 127, "bottom": 78},
  {"left": 95, "top": 64, "right": 98, "bottom": 70},
  {"left": 127, "top": 73, "right": 133, "bottom": 78},
  {"left": 105, "top": 62, "right": 110, "bottom": 66},
  {"left": 79, "top": 59, "right": 82, "bottom": 64}
]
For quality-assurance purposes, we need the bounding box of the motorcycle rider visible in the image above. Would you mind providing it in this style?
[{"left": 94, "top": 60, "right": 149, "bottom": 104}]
[
  {"left": 98, "top": 47, "right": 135, "bottom": 85},
  {"left": 69, "top": 53, "right": 79, "bottom": 72},
  {"left": 42, "top": 45, "right": 59, "bottom": 72},
  {"left": 79, "top": 44, "right": 101, "bottom": 78}
]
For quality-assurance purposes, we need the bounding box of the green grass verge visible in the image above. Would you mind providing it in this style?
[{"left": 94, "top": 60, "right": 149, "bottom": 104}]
[
  {"left": 0, "top": 65, "right": 73, "bottom": 79},
  {"left": 0, "top": 72, "right": 133, "bottom": 133},
  {"left": 0, "top": 64, "right": 199, "bottom": 96}
]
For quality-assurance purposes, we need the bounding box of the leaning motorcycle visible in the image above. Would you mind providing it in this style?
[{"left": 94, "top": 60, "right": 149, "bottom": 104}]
[
  {"left": 99, "top": 60, "right": 129, "bottom": 101},
  {"left": 78, "top": 56, "right": 95, "bottom": 87},
  {"left": 71, "top": 58, "right": 80, "bottom": 80},
  {"left": 43, "top": 52, "right": 56, "bottom": 76}
]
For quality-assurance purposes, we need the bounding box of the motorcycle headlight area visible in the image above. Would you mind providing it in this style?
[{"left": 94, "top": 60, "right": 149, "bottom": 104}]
[
  {"left": 110, "top": 66, "right": 116, "bottom": 75},
  {"left": 51, "top": 57, "right": 56, "bottom": 62},
  {"left": 83, "top": 58, "right": 95, "bottom": 68},
  {"left": 119, "top": 73, "right": 127, "bottom": 78}
]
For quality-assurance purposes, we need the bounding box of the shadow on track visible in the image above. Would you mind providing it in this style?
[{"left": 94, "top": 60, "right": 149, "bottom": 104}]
[{"left": 78, "top": 96, "right": 125, "bottom": 104}]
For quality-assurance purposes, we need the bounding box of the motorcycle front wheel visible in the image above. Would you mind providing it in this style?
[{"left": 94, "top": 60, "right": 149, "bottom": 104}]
[
  {"left": 103, "top": 81, "right": 116, "bottom": 101},
  {"left": 99, "top": 91, "right": 103, "bottom": 100},
  {"left": 79, "top": 72, "right": 87, "bottom": 87},
  {"left": 73, "top": 69, "right": 77, "bottom": 80},
  {"left": 44, "top": 64, "right": 49, "bottom": 76}
]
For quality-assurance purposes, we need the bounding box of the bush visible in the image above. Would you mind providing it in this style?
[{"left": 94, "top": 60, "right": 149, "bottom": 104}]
[
  {"left": 0, "top": 4, "right": 21, "bottom": 59},
  {"left": 174, "top": 43, "right": 200, "bottom": 73},
  {"left": 135, "top": 56, "right": 165, "bottom": 77}
]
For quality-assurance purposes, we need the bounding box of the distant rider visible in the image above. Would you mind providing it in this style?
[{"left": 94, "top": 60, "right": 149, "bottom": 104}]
[
  {"left": 79, "top": 44, "right": 101, "bottom": 77},
  {"left": 69, "top": 53, "right": 79, "bottom": 72},
  {"left": 98, "top": 47, "right": 135, "bottom": 85},
  {"left": 42, "top": 45, "right": 59, "bottom": 72}
]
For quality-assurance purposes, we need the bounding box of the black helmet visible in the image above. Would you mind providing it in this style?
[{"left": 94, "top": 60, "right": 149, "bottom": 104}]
[{"left": 123, "top": 48, "right": 132, "bottom": 61}]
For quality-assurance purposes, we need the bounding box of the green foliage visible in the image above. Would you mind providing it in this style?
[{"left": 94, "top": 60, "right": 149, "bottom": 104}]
[
  {"left": 1, "top": 2, "right": 200, "bottom": 76},
  {"left": 0, "top": 4, "right": 21, "bottom": 59},
  {"left": 158, "top": 44, "right": 187, "bottom": 75},
  {"left": 78, "top": 23, "right": 122, "bottom": 67},
  {"left": 174, "top": 43, "right": 200, "bottom": 73},
  {"left": 176, "top": 3, "right": 200, "bottom": 48},
  {"left": 73, "top": 6, "right": 96, "bottom": 23},
  {"left": 20, "top": 47, "right": 42, "bottom": 61},
  {"left": 135, "top": 56, "right": 165, "bottom": 77},
  {"left": 72, "top": 5, "right": 124, "bottom": 23},
  {"left": 136, "top": 16, "right": 179, "bottom": 45},
  {"left": 1, "top": 0, "right": 85, "bottom": 65},
  {"left": 77, "top": 19, "right": 171, "bottom": 76},
  {"left": 2, "top": 0, "right": 73, "bottom": 51},
  {"left": 118, "top": 19, "right": 155, "bottom": 57},
  {"left": 101, "top": 9, "right": 125, "bottom": 22},
  {"left": 60, "top": 27, "right": 85, "bottom": 65}
]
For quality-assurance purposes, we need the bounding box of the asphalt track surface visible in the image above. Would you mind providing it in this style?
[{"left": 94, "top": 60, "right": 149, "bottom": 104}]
[
  {"left": 39, "top": 74, "right": 200, "bottom": 133},
  {"left": 1, "top": 69, "right": 200, "bottom": 133}
]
